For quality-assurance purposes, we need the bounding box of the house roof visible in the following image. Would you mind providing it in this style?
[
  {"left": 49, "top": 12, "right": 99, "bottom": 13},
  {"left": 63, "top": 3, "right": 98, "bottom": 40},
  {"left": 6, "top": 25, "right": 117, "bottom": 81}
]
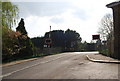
[{"left": 106, "top": 1, "right": 120, "bottom": 8}]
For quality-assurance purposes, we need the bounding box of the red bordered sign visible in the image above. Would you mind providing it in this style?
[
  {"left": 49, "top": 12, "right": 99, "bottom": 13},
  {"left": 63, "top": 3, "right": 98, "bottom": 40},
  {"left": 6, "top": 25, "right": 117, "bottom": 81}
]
[
  {"left": 45, "top": 38, "right": 52, "bottom": 44},
  {"left": 92, "top": 34, "right": 100, "bottom": 40}
]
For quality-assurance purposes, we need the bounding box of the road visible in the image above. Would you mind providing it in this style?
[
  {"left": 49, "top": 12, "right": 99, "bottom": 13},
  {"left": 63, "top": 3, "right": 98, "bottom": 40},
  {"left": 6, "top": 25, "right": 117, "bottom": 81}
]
[{"left": 2, "top": 52, "right": 118, "bottom": 79}]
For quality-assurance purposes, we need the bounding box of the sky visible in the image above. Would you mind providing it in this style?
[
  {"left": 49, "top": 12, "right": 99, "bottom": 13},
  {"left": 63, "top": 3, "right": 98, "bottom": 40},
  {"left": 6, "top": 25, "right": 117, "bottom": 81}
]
[{"left": 12, "top": 0, "right": 116, "bottom": 42}]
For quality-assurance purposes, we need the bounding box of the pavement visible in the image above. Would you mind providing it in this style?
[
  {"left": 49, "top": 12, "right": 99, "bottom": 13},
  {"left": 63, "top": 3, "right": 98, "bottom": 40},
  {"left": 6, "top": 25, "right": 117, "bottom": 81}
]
[{"left": 86, "top": 53, "right": 120, "bottom": 64}]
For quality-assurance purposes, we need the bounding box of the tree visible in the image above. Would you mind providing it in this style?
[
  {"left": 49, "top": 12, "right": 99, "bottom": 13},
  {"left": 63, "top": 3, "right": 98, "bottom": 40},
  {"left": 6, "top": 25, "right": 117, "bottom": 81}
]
[
  {"left": 31, "top": 37, "right": 44, "bottom": 49},
  {"left": 2, "top": 29, "right": 21, "bottom": 61},
  {"left": 44, "top": 29, "right": 82, "bottom": 51},
  {"left": 65, "top": 29, "right": 82, "bottom": 51},
  {"left": 2, "top": 1, "right": 20, "bottom": 62},
  {"left": 2, "top": 1, "right": 19, "bottom": 28},
  {"left": 98, "top": 14, "right": 113, "bottom": 40},
  {"left": 16, "top": 18, "right": 33, "bottom": 58},
  {"left": 98, "top": 14, "right": 113, "bottom": 56},
  {"left": 44, "top": 30, "right": 65, "bottom": 48},
  {"left": 2, "top": 18, "right": 34, "bottom": 62},
  {"left": 78, "top": 41, "right": 87, "bottom": 51},
  {"left": 16, "top": 18, "right": 27, "bottom": 35}
]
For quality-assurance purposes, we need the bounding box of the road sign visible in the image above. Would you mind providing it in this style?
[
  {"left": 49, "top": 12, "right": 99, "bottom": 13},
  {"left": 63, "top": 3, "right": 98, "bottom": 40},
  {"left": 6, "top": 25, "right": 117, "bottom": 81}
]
[
  {"left": 45, "top": 38, "right": 52, "bottom": 44},
  {"left": 92, "top": 34, "right": 100, "bottom": 40}
]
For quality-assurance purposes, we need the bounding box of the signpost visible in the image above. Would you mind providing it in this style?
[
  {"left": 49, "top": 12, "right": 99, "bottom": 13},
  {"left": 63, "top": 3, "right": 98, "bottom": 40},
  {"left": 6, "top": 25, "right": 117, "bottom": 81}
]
[
  {"left": 45, "top": 38, "right": 52, "bottom": 45},
  {"left": 44, "top": 26, "right": 52, "bottom": 48},
  {"left": 92, "top": 34, "right": 101, "bottom": 51}
]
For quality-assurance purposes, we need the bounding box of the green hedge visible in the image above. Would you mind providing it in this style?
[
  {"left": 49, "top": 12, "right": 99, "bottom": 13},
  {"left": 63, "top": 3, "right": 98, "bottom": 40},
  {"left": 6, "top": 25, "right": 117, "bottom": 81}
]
[{"left": 99, "top": 49, "right": 109, "bottom": 56}]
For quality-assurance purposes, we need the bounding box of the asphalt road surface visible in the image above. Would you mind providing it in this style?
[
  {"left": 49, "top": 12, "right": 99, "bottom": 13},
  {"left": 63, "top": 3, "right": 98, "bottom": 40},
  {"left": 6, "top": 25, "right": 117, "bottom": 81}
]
[{"left": 2, "top": 52, "right": 119, "bottom": 79}]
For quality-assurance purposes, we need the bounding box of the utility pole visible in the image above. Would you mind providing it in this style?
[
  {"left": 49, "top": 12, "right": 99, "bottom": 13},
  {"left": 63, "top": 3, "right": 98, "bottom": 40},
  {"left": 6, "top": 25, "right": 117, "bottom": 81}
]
[
  {"left": 49, "top": 26, "right": 51, "bottom": 38},
  {"left": 47, "top": 26, "right": 52, "bottom": 48}
]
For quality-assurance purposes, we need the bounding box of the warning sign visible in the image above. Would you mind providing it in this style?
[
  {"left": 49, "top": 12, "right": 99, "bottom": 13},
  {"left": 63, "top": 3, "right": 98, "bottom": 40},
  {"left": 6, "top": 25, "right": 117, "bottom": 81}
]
[
  {"left": 45, "top": 38, "right": 52, "bottom": 44},
  {"left": 92, "top": 34, "right": 100, "bottom": 40}
]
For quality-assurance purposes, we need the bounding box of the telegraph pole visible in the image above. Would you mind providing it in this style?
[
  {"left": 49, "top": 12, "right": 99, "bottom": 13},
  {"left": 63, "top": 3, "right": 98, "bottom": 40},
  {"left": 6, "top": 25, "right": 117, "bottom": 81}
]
[
  {"left": 49, "top": 26, "right": 51, "bottom": 38},
  {"left": 47, "top": 26, "right": 52, "bottom": 48},
  {"left": 44, "top": 26, "right": 52, "bottom": 48}
]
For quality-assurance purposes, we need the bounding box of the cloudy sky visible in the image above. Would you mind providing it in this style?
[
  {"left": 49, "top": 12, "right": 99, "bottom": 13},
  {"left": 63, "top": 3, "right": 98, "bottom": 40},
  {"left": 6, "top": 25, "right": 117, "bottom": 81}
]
[{"left": 12, "top": 0, "right": 115, "bottom": 42}]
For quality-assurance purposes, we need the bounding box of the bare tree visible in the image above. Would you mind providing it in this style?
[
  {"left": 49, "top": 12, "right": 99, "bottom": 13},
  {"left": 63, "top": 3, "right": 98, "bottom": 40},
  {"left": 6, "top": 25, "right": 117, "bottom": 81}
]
[
  {"left": 98, "top": 14, "right": 114, "bottom": 56},
  {"left": 98, "top": 14, "right": 113, "bottom": 40}
]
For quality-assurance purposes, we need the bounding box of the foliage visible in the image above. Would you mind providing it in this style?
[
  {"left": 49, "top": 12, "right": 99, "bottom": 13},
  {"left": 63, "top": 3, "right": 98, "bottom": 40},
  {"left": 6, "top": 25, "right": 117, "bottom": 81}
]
[
  {"left": 65, "top": 29, "right": 82, "bottom": 51},
  {"left": 44, "top": 30, "right": 65, "bottom": 48},
  {"left": 65, "top": 29, "right": 81, "bottom": 41},
  {"left": 2, "top": 1, "right": 19, "bottom": 62},
  {"left": 14, "top": 19, "right": 34, "bottom": 58},
  {"left": 98, "top": 14, "right": 113, "bottom": 57},
  {"left": 31, "top": 37, "right": 44, "bottom": 49},
  {"left": 16, "top": 18, "right": 27, "bottom": 35},
  {"left": 2, "top": 1, "right": 19, "bottom": 28},
  {"left": 78, "top": 41, "right": 97, "bottom": 52},
  {"left": 2, "top": 19, "right": 34, "bottom": 62},
  {"left": 98, "top": 14, "right": 113, "bottom": 40},
  {"left": 2, "top": 26, "right": 21, "bottom": 61},
  {"left": 32, "top": 29, "right": 82, "bottom": 52},
  {"left": 99, "top": 49, "right": 109, "bottom": 56},
  {"left": 78, "top": 41, "right": 87, "bottom": 51},
  {"left": 2, "top": 1, "right": 35, "bottom": 62}
]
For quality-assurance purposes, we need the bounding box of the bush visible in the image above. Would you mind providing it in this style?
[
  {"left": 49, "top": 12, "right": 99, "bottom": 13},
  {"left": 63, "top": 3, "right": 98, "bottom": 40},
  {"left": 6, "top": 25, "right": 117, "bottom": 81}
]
[
  {"left": 2, "top": 26, "right": 34, "bottom": 62},
  {"left": 2, "top": 27, "right": 20, "bottom": 61},
  {"left": 99, "top": 49, "right": 109, "bottom": 56}
]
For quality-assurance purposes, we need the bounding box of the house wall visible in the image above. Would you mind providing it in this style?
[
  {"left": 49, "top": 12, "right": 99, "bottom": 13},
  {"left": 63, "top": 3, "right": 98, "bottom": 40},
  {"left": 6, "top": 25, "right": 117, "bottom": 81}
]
[{"left": 112, "top": 4, "right": 120, "bottom": 59}]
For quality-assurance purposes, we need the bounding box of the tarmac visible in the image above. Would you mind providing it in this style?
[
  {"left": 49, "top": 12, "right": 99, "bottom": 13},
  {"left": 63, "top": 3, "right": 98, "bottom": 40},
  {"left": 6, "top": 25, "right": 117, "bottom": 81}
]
[
  {"left": 86, "top": 53, "right": 120, "bottom": 64},
  {"left": 1, "top": 58, "right": 38, "bottom": 67},
  {"left": 1, "top": 53, "right": 120, "bottom": 67}
]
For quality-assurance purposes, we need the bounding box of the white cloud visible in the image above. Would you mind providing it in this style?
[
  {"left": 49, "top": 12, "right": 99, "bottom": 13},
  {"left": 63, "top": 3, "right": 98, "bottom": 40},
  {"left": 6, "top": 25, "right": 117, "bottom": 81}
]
[
  {"left": 24, "top": 16, "right": 52, "bottom": 37},
  {"left": 13, "top": 0, "right": 116, "bottom": 42}
]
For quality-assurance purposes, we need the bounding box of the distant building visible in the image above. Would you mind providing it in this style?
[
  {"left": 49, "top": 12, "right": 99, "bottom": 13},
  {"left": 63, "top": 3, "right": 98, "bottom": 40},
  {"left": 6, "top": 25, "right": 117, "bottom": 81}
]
[{"left": 106, "top": 1, "right": 120, "bottom": 59}]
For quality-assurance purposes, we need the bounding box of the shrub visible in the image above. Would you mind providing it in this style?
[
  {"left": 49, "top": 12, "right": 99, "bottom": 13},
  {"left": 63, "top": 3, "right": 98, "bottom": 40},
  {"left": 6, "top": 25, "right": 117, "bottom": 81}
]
[{"left": 2, "top": 26, "right": 34, "bottom": 62}]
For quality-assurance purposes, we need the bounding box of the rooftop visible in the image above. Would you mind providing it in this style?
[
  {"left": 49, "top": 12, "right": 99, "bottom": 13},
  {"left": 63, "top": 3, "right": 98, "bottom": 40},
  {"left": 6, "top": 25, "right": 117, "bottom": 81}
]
[{"left": 106, "top": 1, "right": 120, "bottom": 8}]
